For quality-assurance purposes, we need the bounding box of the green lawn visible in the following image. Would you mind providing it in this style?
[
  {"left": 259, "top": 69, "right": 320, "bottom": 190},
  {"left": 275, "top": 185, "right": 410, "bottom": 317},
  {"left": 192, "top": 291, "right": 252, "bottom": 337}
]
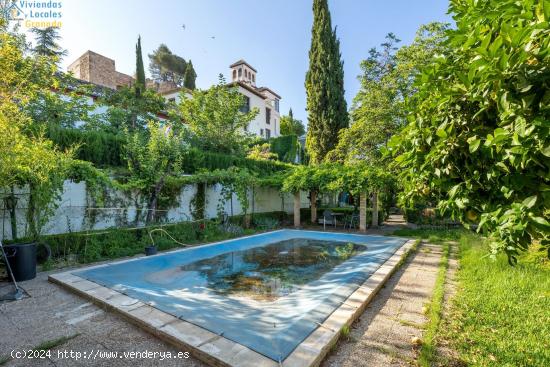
[{"left": 392, "top": 228, "right": 550, "bottom": 367}]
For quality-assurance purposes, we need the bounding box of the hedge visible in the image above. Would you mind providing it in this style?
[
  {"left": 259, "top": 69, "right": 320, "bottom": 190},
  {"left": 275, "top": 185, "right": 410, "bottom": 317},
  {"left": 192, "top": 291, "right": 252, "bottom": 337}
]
[
  {"left": 4, "top": 211, "right": 289, "bottom": 265},
  {"left": 181, "top": 148, "right": 291, "bottom": 175},
  {"left": 46, "top": 124, "right": 125, "bottom": 167},
  {"left": 46, "top": 126, "right": 293, "bottom": 174}
]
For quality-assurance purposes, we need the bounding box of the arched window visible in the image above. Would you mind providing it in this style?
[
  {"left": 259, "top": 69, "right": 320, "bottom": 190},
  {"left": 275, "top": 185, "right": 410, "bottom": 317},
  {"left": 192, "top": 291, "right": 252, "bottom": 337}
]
[
  {"left": 252, "top": 74, "right": 255, "bottom": 82},
  {"left": 233, "top": 70, "right": 237, "bottom": 80},
  {"left": 238, "top": 68, "right": 242, "bottom": 77}
]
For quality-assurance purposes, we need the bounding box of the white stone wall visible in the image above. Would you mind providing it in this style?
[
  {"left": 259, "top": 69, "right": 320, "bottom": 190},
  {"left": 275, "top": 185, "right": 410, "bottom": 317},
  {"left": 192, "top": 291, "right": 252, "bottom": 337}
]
[{"left": 0, "top": 181, "right": 309, "bottom": 240}]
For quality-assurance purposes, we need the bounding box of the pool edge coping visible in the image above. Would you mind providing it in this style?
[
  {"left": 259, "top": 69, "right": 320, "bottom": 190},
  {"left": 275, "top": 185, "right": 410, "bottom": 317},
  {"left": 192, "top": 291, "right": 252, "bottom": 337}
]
[{"left": 49, "top": 236, "right": 416, "bottom": 367}]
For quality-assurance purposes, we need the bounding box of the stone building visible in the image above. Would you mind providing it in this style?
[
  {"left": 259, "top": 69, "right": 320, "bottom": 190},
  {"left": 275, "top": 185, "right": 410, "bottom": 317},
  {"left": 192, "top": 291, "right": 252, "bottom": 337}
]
[{"left": 67, "top": 51, "right": 134, "bottom": 90}]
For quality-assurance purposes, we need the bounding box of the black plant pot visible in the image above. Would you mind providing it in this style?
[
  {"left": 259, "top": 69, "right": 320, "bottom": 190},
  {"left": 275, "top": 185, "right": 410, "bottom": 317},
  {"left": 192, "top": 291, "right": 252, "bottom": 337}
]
[
  {"left": 4, "top": 242, "right": 37, "bottom": 281},
  {"left": 144, "top": 245, "right": 157, "bottom": 256}
]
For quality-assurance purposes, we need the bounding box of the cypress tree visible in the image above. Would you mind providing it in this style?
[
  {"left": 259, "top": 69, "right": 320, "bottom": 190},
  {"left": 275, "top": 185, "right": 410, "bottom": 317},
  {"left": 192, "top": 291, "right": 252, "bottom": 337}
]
[
  {"left": 135, "top": 35, "right": 146, "bottom": 89},
  {"left": 305, "top": 0, "right": 348, "bottom": 164},
  {"left": 184, "top": 60, "right": 197, "bottom": 90}
]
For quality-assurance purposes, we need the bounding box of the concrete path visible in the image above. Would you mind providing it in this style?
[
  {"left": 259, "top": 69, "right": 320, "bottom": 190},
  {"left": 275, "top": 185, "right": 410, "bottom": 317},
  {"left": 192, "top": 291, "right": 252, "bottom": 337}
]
[{"left": 321, "top": 243, "right": 443, "bottom": 367}]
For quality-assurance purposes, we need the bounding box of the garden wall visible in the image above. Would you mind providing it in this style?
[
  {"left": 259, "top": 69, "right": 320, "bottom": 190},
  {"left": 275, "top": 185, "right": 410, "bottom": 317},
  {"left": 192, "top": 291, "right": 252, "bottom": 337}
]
[{"left": 0, "top": 180, "right": 310, "bottom": 240}]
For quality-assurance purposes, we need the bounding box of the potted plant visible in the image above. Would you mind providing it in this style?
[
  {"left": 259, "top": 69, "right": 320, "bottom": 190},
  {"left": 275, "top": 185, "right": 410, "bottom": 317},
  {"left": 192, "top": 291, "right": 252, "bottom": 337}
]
[{"left": 2, "top": 189, "right": 38, "bottom": 282}]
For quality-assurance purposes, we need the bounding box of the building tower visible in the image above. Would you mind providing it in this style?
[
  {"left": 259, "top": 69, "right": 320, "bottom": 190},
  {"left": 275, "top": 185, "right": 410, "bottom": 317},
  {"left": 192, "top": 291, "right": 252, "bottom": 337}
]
[{"left": 230, "top": 59, "right": 257, "bottom": 87}]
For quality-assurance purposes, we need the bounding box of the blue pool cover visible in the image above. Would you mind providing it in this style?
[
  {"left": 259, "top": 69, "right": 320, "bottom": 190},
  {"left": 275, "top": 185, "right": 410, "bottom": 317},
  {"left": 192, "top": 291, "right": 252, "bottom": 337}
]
[{"left": 74, "top": 230, "right": 406, "bottom": 362}]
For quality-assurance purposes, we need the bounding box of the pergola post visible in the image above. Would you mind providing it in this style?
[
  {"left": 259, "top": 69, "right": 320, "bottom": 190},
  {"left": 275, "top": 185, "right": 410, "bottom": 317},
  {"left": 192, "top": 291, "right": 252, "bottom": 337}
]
[
  {"left": 359, "top": 192, "right": 367, "bottom": 232},
  {"left": 293, "top": 191, "right": 301, "bottom": 228},
  {"left": 310, "top": 190, "right": 317, "bottom": 224},
  {"left": 372, "top": 191, "right": 379, "bottom": 228}
]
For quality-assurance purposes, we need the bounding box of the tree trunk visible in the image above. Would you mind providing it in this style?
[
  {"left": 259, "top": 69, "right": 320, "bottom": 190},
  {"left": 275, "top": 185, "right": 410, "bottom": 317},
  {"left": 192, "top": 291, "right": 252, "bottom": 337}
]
[
  {"left": 26, "top": 182, "right": 38, "bottom": 240},
  {"left": 293, "top": 192, "right": 301, "bottom": 228},
  {"left": 359, "top": 192, "right": 367, "bottom": 232},
  {"left": 146, "top": 177, "right": 165, "bottom": 224},
  {"left": 310, "top": 190, "right": 317, "bottom": 224},
  {"left": 372, "top": 191, "right": 379, "bottom": 228}
]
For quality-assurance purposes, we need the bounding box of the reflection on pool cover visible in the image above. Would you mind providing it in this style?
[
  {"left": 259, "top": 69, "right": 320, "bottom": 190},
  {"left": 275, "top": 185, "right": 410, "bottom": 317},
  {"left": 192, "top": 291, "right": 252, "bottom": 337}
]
[
  {"left": 173, "top": 239, "right": 366, "bottom": 301},
  {"left": 74, "top": 230, "right": 406, "bottom": 362}
]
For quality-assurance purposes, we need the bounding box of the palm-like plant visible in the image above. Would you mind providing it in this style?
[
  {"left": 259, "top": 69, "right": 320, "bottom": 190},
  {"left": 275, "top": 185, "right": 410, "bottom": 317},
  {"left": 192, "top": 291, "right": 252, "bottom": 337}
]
[{"left": 31, "top": 26, "right": 67, "bottom": 62}]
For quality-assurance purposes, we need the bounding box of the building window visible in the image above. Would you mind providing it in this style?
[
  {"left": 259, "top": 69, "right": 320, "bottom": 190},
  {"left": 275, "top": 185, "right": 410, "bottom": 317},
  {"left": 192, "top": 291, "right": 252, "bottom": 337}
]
[
  {"left": 238, "top": 68, "right": 242, "bottom": 77},
  {"left": 260, "top": 128, "right": 264, "bottom": 136},
  {"left": 252, "top": 74, "right": 255, "bottom": 82},
  {"left": 274, "top": 99, "right": 280, "bottom": 112},
  {"left": 233, "top": 70, "right": 236, "bottom": 80},
  {"left": 265, "top": 128, "right": 271, "bottom": 139},
  {"left": 240, "top": 96, "right": 250, "bottom": 113},
  {"left": 266, "top": 108, "right": 271, "bottom": 124}
]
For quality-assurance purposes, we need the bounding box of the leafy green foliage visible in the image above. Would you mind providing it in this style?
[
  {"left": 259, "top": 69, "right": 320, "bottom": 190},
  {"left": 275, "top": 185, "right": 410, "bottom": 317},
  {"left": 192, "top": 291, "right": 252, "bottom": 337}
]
[
  {"left": 183, "top": 60, "right": 197, "bottom": 90},
  {"left": 391, "top": 0, "right": 550, "bottom": 261},
  {"left": 31, "top": 220, "right": 258, "bottom": 265},
  {"left": 269, "top": 135, "right": 299, "bottom": 163},
  {"left": 46, "top": 124, "right": 125, "bottom": 166},
  {"left": 124, "top": 121, "right": 184, "bottom": 223},
  {"left": 282, "top": 163, "right": 394, "bottom": 196},
  {"left": 148, "top": 44, "right": 187, "bottom": 86},
  {"left": 305, "top": 0, "right": 348, "bottom": 164},
  {"left": 96, "top": 86, "right": 167, "bottom": 132},
  {"left": 30, "top": 26, "right": 67, "bottom": 62},
  {"left": 280, "top": 108, "right": 305, "bottom": 137},
  {"left": 0, "top": 19, "right": 74, "bottom": 238},
  {"left": 327, "top": 24, "right": 448, "bottom": 164},
  {"left": 26, "top": 74, "right": 102, "bottom": 129},
  {"left": 176, "top": 76, "right": 258, "bottom": 155},
  {"left": 247, "top": 143, "right": 278, "bottom": 161}
]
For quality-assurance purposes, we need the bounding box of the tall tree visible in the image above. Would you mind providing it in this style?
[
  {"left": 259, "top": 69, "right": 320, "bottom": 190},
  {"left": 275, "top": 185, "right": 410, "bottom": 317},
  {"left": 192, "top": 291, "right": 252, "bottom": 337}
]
[
  {"left": 305, "top": 0, "right": 348, "bottom": 164},
  {"left": 176, "top": 76, "right": 258, "bottom": 155},
  {"left": 280, "top": 108, "right": 306, "bottom": 136},
  {"left": 31, "top": 26, "right": 67, "bottom": 62},
  {"left": 148, "top": 44, "right": 186, "bottom": 86},
  {"left": 135, "top": 35, "right": 146, "bottom": 90},
  {"left": 327, "top": 24, "right": 448, "bottom": 164},
  {"left": 183, "top": 60, "right": 197, "bottom": 90},
  {"left": 125, "top": 121, "right": 184, "bottom": 224}
]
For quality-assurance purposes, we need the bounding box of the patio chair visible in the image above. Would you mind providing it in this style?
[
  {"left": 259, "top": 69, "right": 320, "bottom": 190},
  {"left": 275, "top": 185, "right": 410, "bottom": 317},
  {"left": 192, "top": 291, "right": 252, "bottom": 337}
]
[
  {"left": 318, "top": 210, "right": 336, "bottom": 230},
  {"left": 344, "top": 213, "right": 360, "bottom": 230}
]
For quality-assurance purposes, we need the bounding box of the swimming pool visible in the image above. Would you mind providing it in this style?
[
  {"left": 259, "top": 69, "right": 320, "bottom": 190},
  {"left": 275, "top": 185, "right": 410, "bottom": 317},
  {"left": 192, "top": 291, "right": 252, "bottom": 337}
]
[{"left": 72, "top": 230, "right": 407, "bottom": 362}]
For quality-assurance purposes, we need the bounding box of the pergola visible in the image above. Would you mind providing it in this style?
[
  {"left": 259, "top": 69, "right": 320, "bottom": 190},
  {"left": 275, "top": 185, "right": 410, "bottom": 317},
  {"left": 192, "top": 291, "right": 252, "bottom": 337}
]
[{"left": 283, "top": 164, "right": 393, "bottom": 232}]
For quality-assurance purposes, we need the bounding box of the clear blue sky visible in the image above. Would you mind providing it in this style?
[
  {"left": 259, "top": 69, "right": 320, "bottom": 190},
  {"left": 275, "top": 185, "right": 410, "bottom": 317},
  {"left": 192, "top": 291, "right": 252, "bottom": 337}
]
[{"left": 35, "top": 0, "right": 451, "bottom": 125}]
